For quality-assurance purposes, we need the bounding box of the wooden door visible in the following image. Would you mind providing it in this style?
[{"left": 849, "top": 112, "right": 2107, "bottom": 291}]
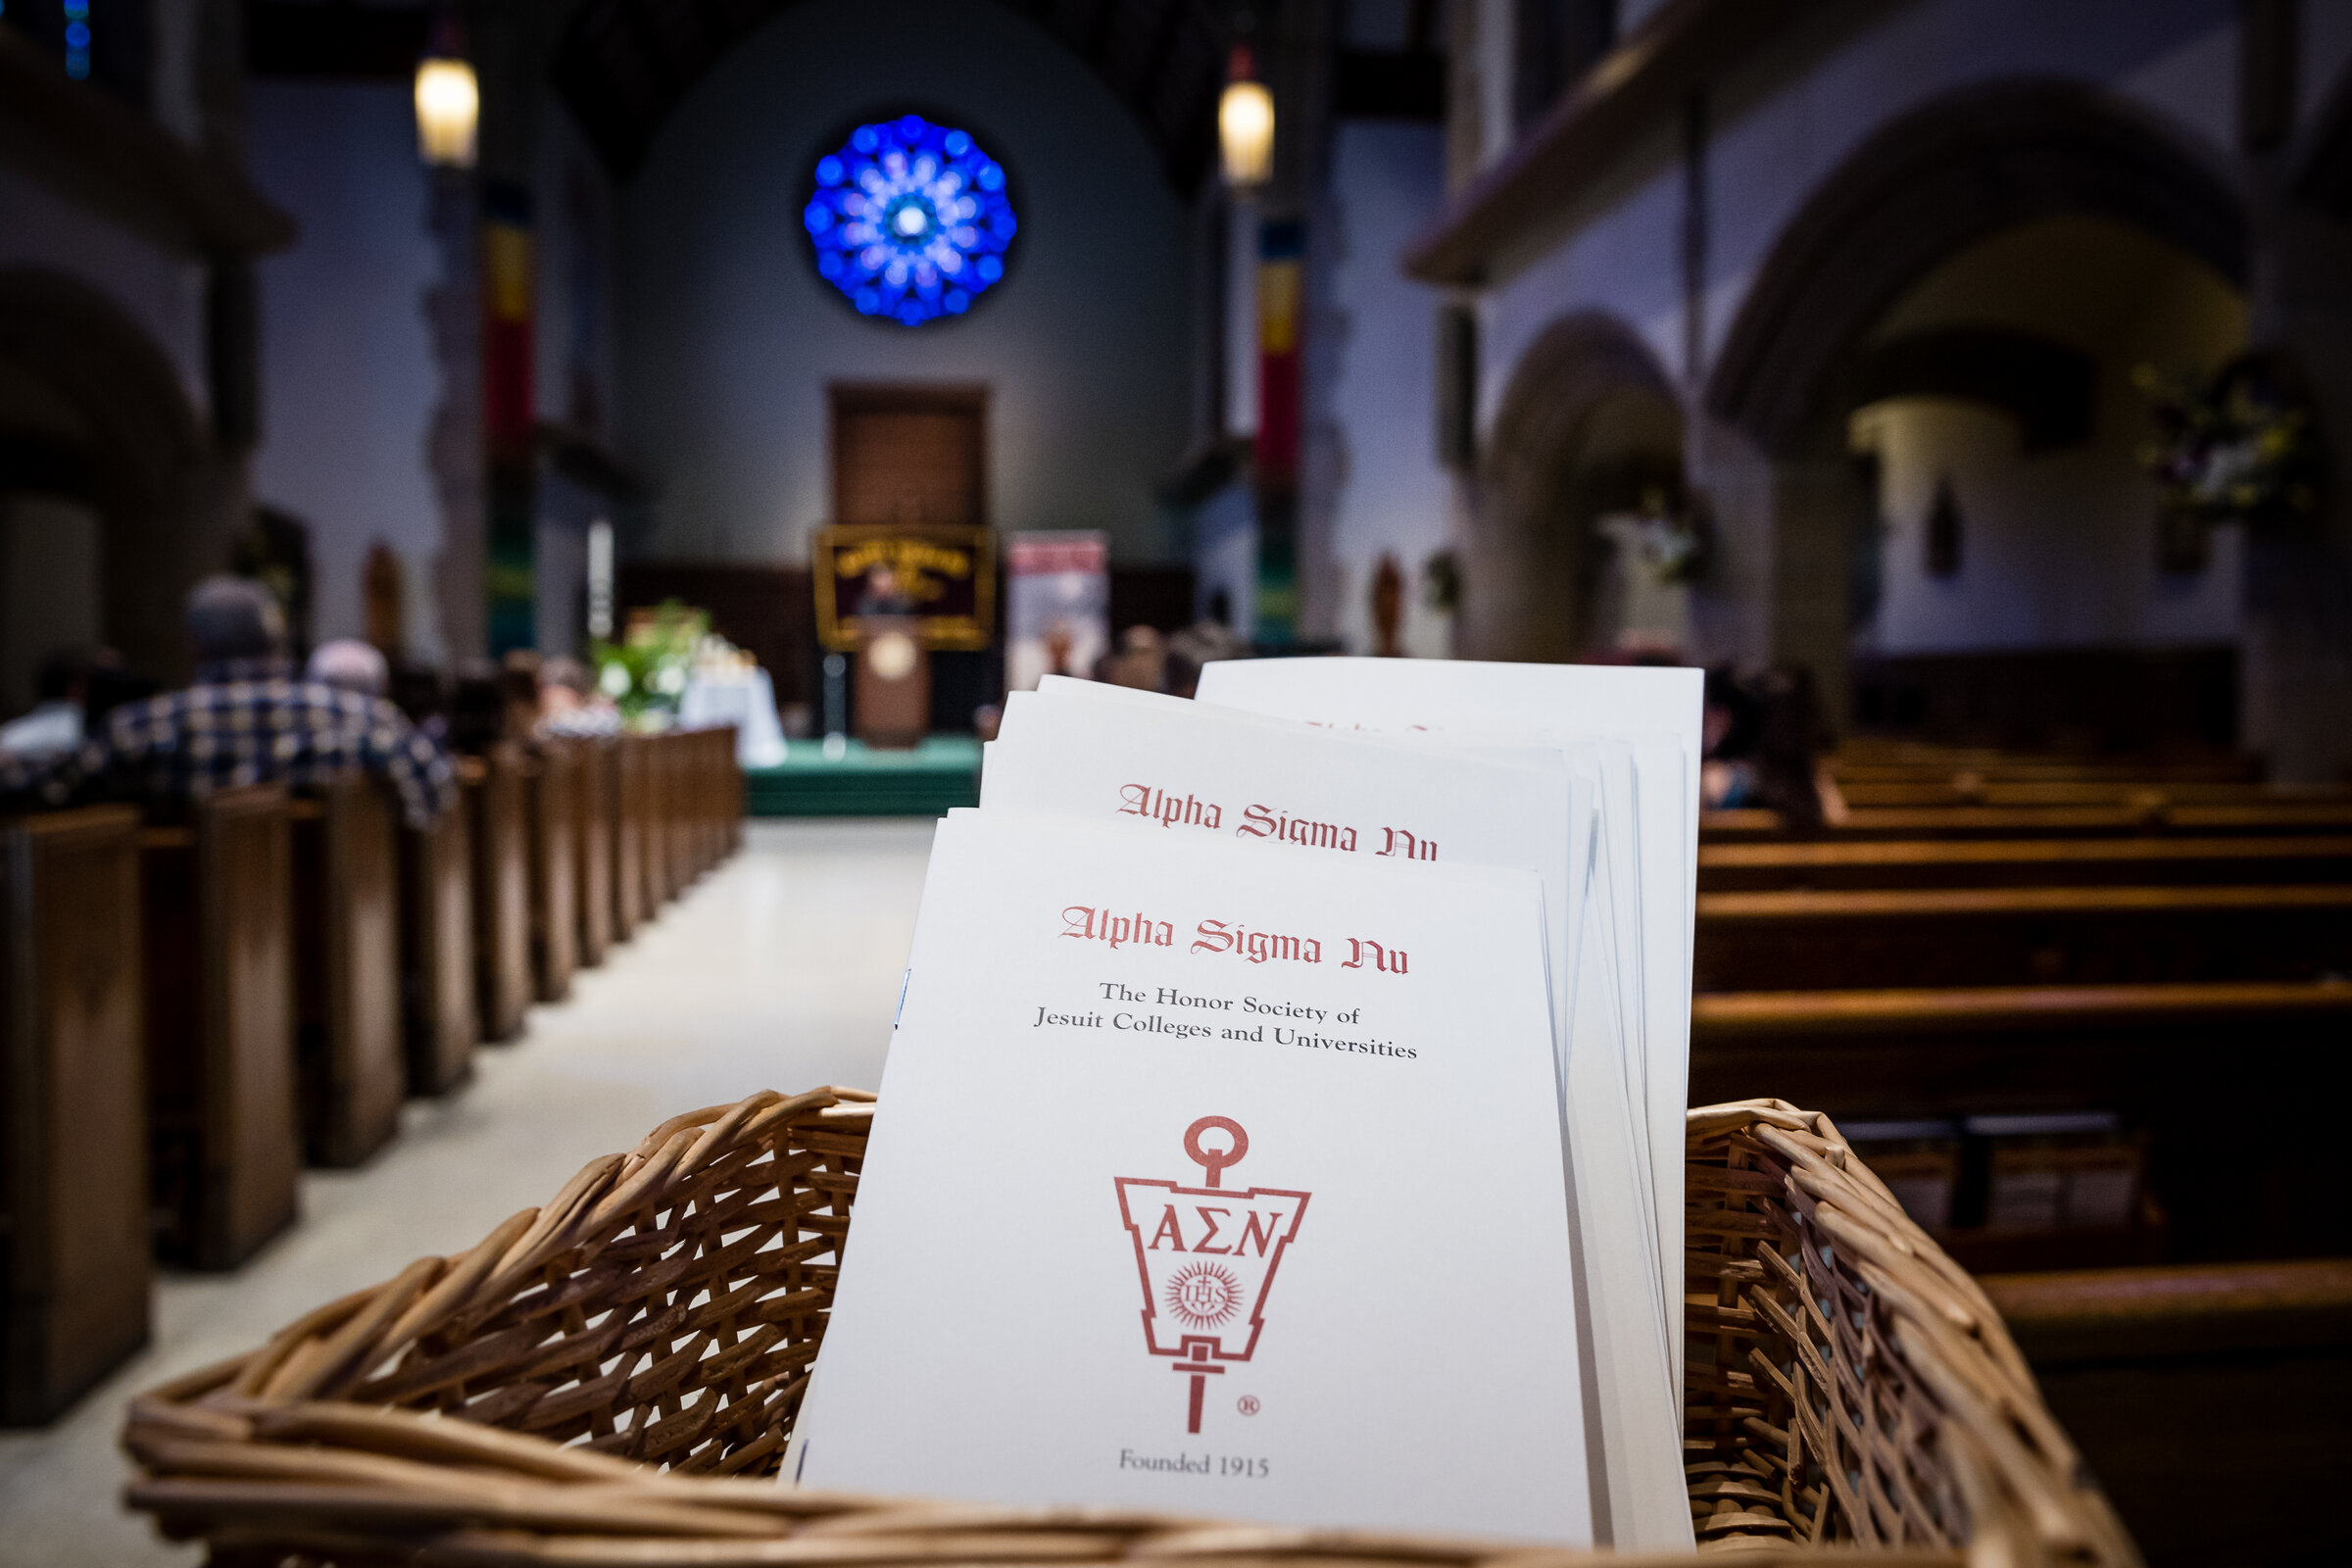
[{"left": 830, "top": 385, "right": 987, "bottom": 526}]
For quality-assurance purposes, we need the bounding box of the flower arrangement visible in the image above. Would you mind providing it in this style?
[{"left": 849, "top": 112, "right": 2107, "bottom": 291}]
[
  {"left": 2135, "top": 355, "right": 2321, "bottom": 525},
  {"left": 590, "top": 601, "right": 707, "bottom": 726},
  {"left": 1619, "top": 486, "right": 1707, "bottom": 587}
]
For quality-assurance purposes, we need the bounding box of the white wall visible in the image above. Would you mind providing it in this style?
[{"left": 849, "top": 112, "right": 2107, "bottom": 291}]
[
  {"left": 1852, "top": 215, "right": 2246, "bottom": 654},
  {"left": 0, "top": 164, "right": 208, "bottom": 417},
  {"left": 246, "top": 81, "right": 447, "bottom": 660},
  {"left": 614, "top": 0, "right": 1196, "bottom": 566},
  {"left": 1315, "top": 119, "right": 1455, "bottom": 658},
  {"left": 1858, "top": 400, "right": 2243, "bottom": 652},
  {"left": 1480, "top": 0, "right": 2245, "bottom": 444}
]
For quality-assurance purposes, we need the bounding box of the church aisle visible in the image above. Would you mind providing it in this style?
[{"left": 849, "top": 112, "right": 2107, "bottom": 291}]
[{"left": 0, "top": 819, "right": 935, "bottom": 1567}]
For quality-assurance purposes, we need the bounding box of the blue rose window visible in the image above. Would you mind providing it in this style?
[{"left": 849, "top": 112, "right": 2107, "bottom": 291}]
[{"left": 805, "top": 115, "right": 1017, "bottom": 325}]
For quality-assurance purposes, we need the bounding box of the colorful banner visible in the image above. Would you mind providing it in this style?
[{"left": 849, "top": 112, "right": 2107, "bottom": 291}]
[
  {"left": 1004, "top": 530, "right": 1108, "bottom": 691},
  {"left": 483, "top": 178, "right": 536, "bottom": 655},
  {"left": 1254, "top": 219, "right": 1302, "bottom": 646}
]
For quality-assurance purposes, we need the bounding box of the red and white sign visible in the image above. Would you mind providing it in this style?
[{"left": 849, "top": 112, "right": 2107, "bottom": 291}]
[{"left": 1115, "top": 1116, "right": 1308, "bottom": 1433}]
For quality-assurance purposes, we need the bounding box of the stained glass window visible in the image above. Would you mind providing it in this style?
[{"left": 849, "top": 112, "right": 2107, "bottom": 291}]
[{"left": 805, "top": 115, "right": 1017, "bottom": 326}]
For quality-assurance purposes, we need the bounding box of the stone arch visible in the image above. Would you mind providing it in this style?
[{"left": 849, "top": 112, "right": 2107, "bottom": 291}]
[
  {"left": 1706, "top": 77, "right": 2246, "bottom": 459},
  {"left": 0, "top": 267, "right": 210, "bottom": 678},
  {"left": 1462, "top": 311, "right": 1685, "bottom": 662},
  {"left": 553, "top": 0, "right": 1228, "bottom": 187}
]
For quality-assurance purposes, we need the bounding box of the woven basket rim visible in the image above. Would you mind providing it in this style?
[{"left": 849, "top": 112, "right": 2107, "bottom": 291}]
[{"left": 120, "top": 1090, "right": 2137, "bottom": 1568}]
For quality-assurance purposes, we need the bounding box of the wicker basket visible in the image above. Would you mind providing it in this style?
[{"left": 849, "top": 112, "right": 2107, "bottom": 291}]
[{"left": 122, "top": 1088, "right": 2139, "bottom": 1567}]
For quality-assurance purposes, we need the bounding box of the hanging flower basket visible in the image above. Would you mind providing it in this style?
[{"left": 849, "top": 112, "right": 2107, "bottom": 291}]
[
  {"left": 1614, "top": 486, "right": 1708, "bottom": 587},
  {"left": 2135, "top": 353, "right": 2322, "bottom": 527}
]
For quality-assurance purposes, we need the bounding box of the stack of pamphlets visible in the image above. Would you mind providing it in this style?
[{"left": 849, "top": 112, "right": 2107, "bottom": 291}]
[{"left": 791, "top": 659, "right": 1702, "bottom": 1550}]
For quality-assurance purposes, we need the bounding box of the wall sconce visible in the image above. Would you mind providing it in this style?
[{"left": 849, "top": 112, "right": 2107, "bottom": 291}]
[
  {"left": 414, "top": 21, "right": 479, "bottom": 170},
  {"left": 1219, "top": 46, "right": 1274, "bottom": 188}
]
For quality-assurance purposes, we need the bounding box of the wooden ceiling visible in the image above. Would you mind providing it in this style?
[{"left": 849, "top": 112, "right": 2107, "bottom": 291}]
[{"left": 551, "top": 0, "right": 1230, "bottom": 188}]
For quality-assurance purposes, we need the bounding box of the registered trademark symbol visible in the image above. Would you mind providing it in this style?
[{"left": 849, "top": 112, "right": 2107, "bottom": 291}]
[{"left": 1236, "top": 1395, "right": 1260, "bottom": 1416}]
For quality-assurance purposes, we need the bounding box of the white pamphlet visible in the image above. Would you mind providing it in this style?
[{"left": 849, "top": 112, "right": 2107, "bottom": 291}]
[
  {"left": 1194, "top": 658, "right": 1700, "bottom": 1552},
  {"left": 793, "top": 810, "right": 1592, "bottom": 1544},
  {"left": 987, "top": 686, "right": 1577, "bottom": 1057}
]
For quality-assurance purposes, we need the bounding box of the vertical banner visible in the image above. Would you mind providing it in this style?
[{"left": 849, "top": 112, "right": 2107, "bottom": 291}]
[
  {"left": 483, "top": 179, "right": 536, "bottom": 655},
  {"left": 1254, "top": 218, "right": 1302, "bottom": 647},
  {"left": 1005, "top": 531, "right": 1108, "bottom": 691}
]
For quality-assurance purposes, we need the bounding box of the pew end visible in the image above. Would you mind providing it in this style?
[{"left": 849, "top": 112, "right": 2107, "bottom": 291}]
[
  {"left": 289, "top": 778, "right": 404, "bottom": 1167},
  {"left": 1, "top": 807, "right": 150, "bottom": 1424},
  {"left": 462, "top": 748, "right": 532, "bottom": 1044},
  {"left": 1983, "top": 1259, "right": 2352, "bottom": 1568},
  {"left": 399, "top": 804, "right": 476, "bottom": 1095},
  {"left": 141, "top": 786, "right": 300, "bottom": 1271}
]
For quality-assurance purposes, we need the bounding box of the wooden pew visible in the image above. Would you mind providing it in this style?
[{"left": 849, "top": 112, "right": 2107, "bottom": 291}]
[
  {"left": 0, "top": 807, "right": 149, "bottom": 1422},
  {"left": 524, "top": 743, "right": 577, "bottom": 1004},
  {"left": 659, "top": 738, "right": 686, "bottom": 906},
  {"left": 1699, "top": 834, "right": 2352, "bottom": 893},
  {"left": 399, "top": 803, "right": 475, "bottom": 1094},
  {"left": 679, "top": 730, "right": 706, "bottom": 882},
  {"left": 463, "top": 747, "right": 531, "bottom": 1043},
  {"left": 636, "top": 733, "right": 669, "bottom": 916},
  {"left": 574, "top": 737, "right": 613, "bottom": 968},
  {"left": 289, "top": 776, "right": 404, "bottom": 1167},
  {"left": 1981, "top": 1260, "right": 2352, "bottom": 1568},
  {"left": 1690, "top": 980, "right": 2352, "bottom": 1260},
  {"left": 142, "top": 785, "right": 300, "bottom": 1269},
  {"left": 1705, "top": 801, "right": 2352, "bottom": 840},
  {"left": 710, "top": 725, "right": 743, "bottom": 865},
  {"left": 1836, "top": 777, "right": 2352, "bottom": 809},
  {"left": 649, "top": 732, "right": 676, "bottom": 902},
  {"left": 1693, "top": 883, "right": 2352, "bottom": 991},
  {"left": 1830, "top": 757, "right": 2262, "bottom": 787},
  {"left": 665, "top": 727, "right": 740, "bottom": 883},
  {"left": 609, "top": 735, "right": 644, "bottom": 942},
  {"left": 724, "top": 727, "right": 745, "bottom": 855},
  {"left": 688, "top": 729, "right": 720, "bottom": 881}
]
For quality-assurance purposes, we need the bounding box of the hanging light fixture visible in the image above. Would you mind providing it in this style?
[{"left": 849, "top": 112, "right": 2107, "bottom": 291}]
[
  {"left": 414, "top": 16, "right": 479, "bottom": 169},
  {"left": 1219, "top": 45, "right": 1274, "bottom": 188}
]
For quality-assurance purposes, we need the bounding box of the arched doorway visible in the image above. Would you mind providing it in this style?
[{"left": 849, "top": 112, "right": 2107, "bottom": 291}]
[
  {"left": 0, "top": 268, "right": 211, "bottom": 688},
  {"left": 1467, "top": 313, "right": 1685, "bottom": 663},
  {"left": 1843, "top": 216, "right": 2246, "bottom": 746},
  {"left": 1703, "top": 79, "right": 2248, "bottom": 746}
]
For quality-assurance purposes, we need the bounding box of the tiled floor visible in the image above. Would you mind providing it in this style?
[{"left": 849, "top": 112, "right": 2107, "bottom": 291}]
[{"left": 0, "top": 818, "right": 935, "bottom": 1566}]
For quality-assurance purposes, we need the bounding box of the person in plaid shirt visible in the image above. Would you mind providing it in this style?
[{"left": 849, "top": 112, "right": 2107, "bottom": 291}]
[{"left": 0, "top": 576, "right": 456, "bottom": 828}]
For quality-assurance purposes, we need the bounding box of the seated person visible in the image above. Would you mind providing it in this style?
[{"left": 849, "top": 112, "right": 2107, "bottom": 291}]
[
  {"left": 1699, "top": 665, "right": 1764, "bottom": 809},
  {"left": 537, "top": 656, "right": 622, "bottom": 736},
  {"left": 445, "top": 659, "right": 513, "bottom": 755},
  {"left": 306, "top": 638, "right": 391, "bottom": 699},
  {"left": 1094, "top": 624, "right": 1169, "bottom": 693},
  {"left": 1699, "top": 662, "right": 1845, "bottom": 829},
  {"left": 0, "top": 577, "right": 456, "bottom": 828},
  {"left": 0, "top": 647, "right": 123, "bottom": 760}
]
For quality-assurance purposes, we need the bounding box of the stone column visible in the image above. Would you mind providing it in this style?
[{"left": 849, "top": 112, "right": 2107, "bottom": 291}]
[
  {"left": 2243, "top": 203, "right": 2352, "bottom": 780},
  {"left": 426, "top": 168, "right": 487, "bottom": 662},
  {"left": 1688, "top": 420, "right": 1856, "bottom": 729},
  {"left": 2238, "top": 0, "right": 2352, "bottom": 782}
]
